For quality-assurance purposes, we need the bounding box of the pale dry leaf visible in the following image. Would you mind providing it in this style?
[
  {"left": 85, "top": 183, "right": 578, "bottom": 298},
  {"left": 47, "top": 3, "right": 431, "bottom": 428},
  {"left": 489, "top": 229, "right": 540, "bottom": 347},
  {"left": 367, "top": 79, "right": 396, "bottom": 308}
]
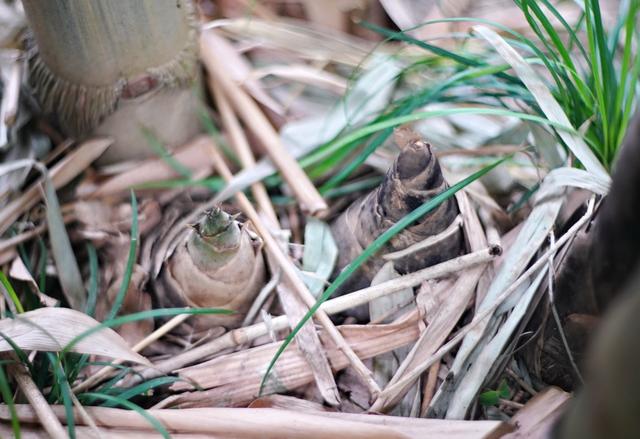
[
  {"left": 203, "top": 30, "right": 285, "bottom": 116},
  {"left": 207, "top": 17, "right": 376, "bottom": 67},
  {"left": 446, "top": 268, "right": 546, "bottom": 418},
  {"left": 428, "top": 183, "right": 564, "bottom": 418},
  {"left": 0, "top": 308, "right": 150, "bottom": 365},
  {"left": 0, "top": 137, "right": 112, "bottom": 234},
  {"left": 251, "top": 64, "right": 348, "bottom": 94},
  {"left": 9, "top": 257, "right": 58, "bottom": 307},
  {"left": 88, "top": 136, "right": 215, "bottom": 198},
  {"left": 301, "top": 218, "right": 338, "bottom": 297},
  {"left": 473, "top": 25, "right": 610, "bottom": 187},
  {"left": 0, "top": 403, "right": 510, "bottom": 439},
  {"left": 43, "top": 174, "right": 85, "bottom": 310},
  {"left": 543, "top": 167, "right": 609, "bottom": 195},
  {"left": 212, "top": 53, "right": 402, "bottom": 205}
]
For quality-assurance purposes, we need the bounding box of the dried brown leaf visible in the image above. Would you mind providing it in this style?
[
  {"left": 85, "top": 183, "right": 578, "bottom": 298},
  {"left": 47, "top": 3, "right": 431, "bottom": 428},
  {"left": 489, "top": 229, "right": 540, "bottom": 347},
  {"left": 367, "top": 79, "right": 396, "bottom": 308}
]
[
  {"left": 0, "top": 137, "right": 112, "bottom": 235},
  {"left": 0, "top": 404, "right": 510, "bottom": 439},
  {"left": 0, "top": 308, "right": 149, "bottom": 365},
  {"left": 88, "top": 136, "right": 215, "bottom": 199}
]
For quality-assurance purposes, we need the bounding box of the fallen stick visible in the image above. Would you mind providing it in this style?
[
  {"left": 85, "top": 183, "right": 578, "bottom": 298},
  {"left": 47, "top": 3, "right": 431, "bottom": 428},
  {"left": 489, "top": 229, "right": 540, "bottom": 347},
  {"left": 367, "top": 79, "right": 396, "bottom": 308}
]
[
  {"left": 200, "top": 30, "right": 327, "bottom": 216},
  {"left": 212, "top": 78, "right": 339, "bottom": 405},
  {"left": 128, "top": 246, "right": 498, "bottom": 384},
  {"left": 4, "top": 354, "right": 67, "bottom": 439},
  {"left": 0, "top": 404, "right": 509, "bottom": 439},
  {"left": 206, "top": 142, "right": 381, "bottom": 396}
]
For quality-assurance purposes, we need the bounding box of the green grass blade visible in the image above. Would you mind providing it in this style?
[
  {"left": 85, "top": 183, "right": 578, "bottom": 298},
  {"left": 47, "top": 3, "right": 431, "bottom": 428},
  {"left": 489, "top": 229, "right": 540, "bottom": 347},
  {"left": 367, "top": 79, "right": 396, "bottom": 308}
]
[
  {"left": 260, "top": 155, "right": 510, "bottom": 393},
  {"left": 85, "top": 243, "right": 99, "bottom": 318},
  {"left": 0, "top": 363, "right": 20, "bottom": 438},
  {"left": 106, "top": 190, "right": 138, "bottom": 321},
  {"left": 304, "top": 107, "right": 575, "bottom": 169},
  {"left": 62, "top": 307, "right": 233, "bottom": 355},
  {"left": 100, "top": 376, "right": 180, "bottom": 407},
  {"left": 0, "top": 272, "right": 24, "bottom": 314},
  {"left": 37, "top": 239, "right": 47, "bottom": 294},
  {"left": 0, "top": 332, "right": 34, "bottom": 377},
  {"left": 80, "top": 393, "right": 170, "bottom": 439},
  {"left": 141, "top": 127, "right": 193, "bottom": 179},
  {"left": 48, "top": 353, "right": 75, "bottom": 439}
]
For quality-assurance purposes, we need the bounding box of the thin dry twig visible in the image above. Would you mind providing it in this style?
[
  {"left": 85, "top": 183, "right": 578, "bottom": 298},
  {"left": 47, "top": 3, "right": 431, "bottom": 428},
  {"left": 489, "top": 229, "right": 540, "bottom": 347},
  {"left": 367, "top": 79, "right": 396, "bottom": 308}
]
[
  {"left": 212, "top": 79, "right": 277, "bottom": 223},
  {"left": 371, "top": 197, "right": 596, "bottom": 410},
  {"left": 4, "top": 353, "right": 67, "bottom": 439},
  {"left": 0, "top": 138, "right": 112, "bottom": 235},
  {"left": 213, "top": 78, "right": 340, "bottom": 404},
  {"left": 0, "top": 403, "right": 509, "bottom": 439},
  {"left": 72, "top": 312, "right": 191, "bottom": 393},
  {"left": 201, "top": 30, "right": 327, "bottom": 216},
  {"left": 129, "top": 246, "right": 498, "bottom": 384},
  {"left": 207, "top": 140, "right": 381, "bottom": 396}
]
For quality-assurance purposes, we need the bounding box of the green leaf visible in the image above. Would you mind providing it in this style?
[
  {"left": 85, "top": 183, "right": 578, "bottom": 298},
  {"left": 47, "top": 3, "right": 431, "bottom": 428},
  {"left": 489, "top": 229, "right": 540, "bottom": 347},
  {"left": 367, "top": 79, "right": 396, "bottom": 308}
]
[
  {"left": 80, "top": 393, "right": 170, "bottom": 439},
  {"left": 106, "top": 190, "right": 138, "bottom": 321},
  {"left": 479, "top": 390, "right": 500, "bottom": 406},
  {"left": 141, "top": 127, "right": 193, "bottom": 179},
  {"left": 301, "top": 219, "right": 338, "bottom": 297},
  {"left": 0, "top": 363, "right": 20, "bottom": 438},
  {"left": 62, "top": 307, "right": 233, "bottom": 356},
  {"left": 48, "top": 353, "right": 75, "bottom": 439},
  {"left": 43, "top": 175, "right": 86, "bottom": 311},
  {"left": 85, "top": 243, "right": 99, "bottom": 318},
  {"left": 0, "top": 272, "right": 24, "bottom": 314}
]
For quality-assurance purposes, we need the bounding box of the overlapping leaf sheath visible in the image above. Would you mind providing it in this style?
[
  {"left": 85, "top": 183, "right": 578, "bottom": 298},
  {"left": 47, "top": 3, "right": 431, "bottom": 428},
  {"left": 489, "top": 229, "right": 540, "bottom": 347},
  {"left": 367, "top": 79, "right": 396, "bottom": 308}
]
[
  {"left": 332, "top": 139, "right": 462, "bottom": 295},
  {"left": 159, "top": 207, "right": 265, "bottom": 331}
]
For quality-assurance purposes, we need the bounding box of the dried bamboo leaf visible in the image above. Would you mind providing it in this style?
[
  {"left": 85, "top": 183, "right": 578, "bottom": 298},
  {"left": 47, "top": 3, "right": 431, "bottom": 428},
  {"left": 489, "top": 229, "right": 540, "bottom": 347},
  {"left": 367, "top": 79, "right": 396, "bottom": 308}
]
[
  {"left": 212, "top": 53, "right": 402, "bottom": 205},
  {"left": 168, "top": 317, "right": 420, "bottom": 407},
  {"left": 0, "top": 137, "right": 112, "bottom": 235},
  {"left": 272, "top": 275, "right": 340, "bottom": 406},
  {"left": 9, "top": 256, "right": 58, "bottom": 307},
  {"left": 502, "top": 387, "right": 570, "bottom": 439},
  {"left": 0, "top": 404, "right": 509, "bottom": 439},
  {"left": 543, "top": 167, "right": 609, "bottom": 195},
  {"left": 445, "top": 268, "right": 547, "bottom": 418},
  {"left": 88, "top": 136, "right": 215, "bottom": 199},
  {"left": 428, "top": 182, "right": 564, "bottom": 418},
  {"left": 473, "top": 25, "right": 611, "bottom": 186},
  {"left": 252, "top": 64, "right": 348, "bottom": 94},
  {"left": 0, "top": 308, "right": 149, "bottom": 364},
  {"left": 43, "top": 174, "right": 85, "bottom": 310},
  {"left": 301, "top": 218, "right": 338, "bottom": 297},
  {"left": 268, "top": 229, "right": 340, "bottom": 406},
  {"left": 369, "top": 262, "right": 414, "bottom": 324}
]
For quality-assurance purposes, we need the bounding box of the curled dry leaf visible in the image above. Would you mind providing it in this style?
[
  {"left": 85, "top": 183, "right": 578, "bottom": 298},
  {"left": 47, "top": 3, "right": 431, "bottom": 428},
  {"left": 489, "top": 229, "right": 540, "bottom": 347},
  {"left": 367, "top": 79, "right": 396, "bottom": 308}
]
[
  {"left": 0, "top": 308, "right": 149, "bottom": 364},
  {"left": 331, "top": 137, "right": 463, "bottom": 297},
  {"left": 157, "top": 207, "right": 265, "bottom": 332}
]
